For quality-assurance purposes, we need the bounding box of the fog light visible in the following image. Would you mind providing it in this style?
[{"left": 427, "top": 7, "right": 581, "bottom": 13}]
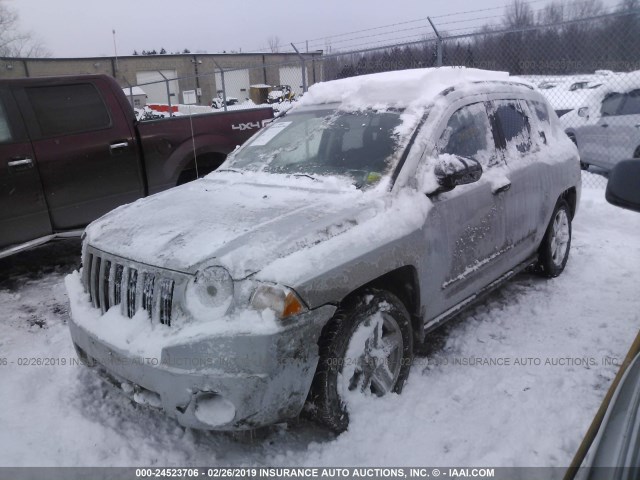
[
  {"left": 194, "top": 393, "right": 236, "bottom": 427},
  {"left": 133, "top": 389, "right": 162, "bottom": 408}
]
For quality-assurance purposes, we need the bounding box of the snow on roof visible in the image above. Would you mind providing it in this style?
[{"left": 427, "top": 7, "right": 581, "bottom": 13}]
[
  {"left": 298, "top": 67, "right": 510, "bottom": 110},
  {"left": 122, "top": 86, "right": 147, "bottom": 96}
]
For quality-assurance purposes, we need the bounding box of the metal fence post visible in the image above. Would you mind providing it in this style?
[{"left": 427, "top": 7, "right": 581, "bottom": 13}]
[
  {"left": 157, "top": 70, "right": 173, "bottom": 117},
  {"left": 428, "top": 17, "right": 443, "bottom": 67},
  {"left": 212, "top": 59, "right": 228, "bottom": 112},
  {"left": 291, "top": 43, "right": 308, "bottom": 93},
  {"left": 123, "top": 79, "right": 134, "bottom": 109}
]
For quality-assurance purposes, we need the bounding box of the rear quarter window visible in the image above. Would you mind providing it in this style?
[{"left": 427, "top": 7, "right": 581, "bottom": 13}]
[
  {"left": 528, "top": 99, "right": 552, "bottom": 146},
  {"left": 530, "top": 100, "right": 550, "bottom": 124},
  {"left": 25, "top": 83, "right": 111, "bottom": 137}
]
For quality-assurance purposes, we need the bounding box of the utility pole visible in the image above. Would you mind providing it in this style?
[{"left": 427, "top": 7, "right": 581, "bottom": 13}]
[{"left": 112, "top": 29, "right": 119, "bottom": 72}]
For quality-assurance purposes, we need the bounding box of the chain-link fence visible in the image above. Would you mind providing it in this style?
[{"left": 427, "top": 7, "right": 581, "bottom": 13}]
[
  {"left": 131, "top": 8, "right": 640, "bottom": 190},
  {"left": 127, "top": 54, "right": 321, "bottom": 118}
]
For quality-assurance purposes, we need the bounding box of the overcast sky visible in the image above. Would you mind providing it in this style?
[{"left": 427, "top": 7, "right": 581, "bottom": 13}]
[{"left": 9, "top": 0, "right": 622, "bottom": 58}]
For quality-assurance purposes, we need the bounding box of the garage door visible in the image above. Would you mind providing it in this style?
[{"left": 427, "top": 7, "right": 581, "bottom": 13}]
[
  {"left": 279, "top": 66, "right": 304, "bottom": 95},
  {"left": 214, "top": 69, "right": 250, "bottom": 102},
  {"left": 136, "top": 70, "right": 178, "bottom": 105}
]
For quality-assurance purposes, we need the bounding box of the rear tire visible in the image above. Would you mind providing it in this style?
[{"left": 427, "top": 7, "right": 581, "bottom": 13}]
[
  {"left": 537, "top": 199, "right": 572, "bottom": 278},
  {"left": 308, "top": 290, "right": 413, "bottom": 433}
]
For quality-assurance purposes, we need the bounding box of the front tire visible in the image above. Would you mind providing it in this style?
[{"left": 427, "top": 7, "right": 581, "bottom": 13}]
[
  {"left": 537, "top": 199, "right": 572, "bottom": 278},
  {"left": 308, "top": 290, "right": 413, "bottom": 433}
]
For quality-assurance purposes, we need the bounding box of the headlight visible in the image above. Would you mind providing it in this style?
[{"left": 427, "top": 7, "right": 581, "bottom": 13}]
[
  {"left": 185, "top": 266, "right": 234, "bottom": 321},
  {"left": 250, "top": 284, "right": 307, "bottom": 320}
]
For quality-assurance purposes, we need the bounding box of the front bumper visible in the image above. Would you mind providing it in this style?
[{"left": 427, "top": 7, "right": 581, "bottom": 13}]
[{"left": 68, "top": 290, "right": 335, "bottom": 431}]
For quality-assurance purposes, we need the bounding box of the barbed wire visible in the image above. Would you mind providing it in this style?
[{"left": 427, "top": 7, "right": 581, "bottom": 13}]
[{"left": 248, "top": 0, "right": 623, "bottom": 54}]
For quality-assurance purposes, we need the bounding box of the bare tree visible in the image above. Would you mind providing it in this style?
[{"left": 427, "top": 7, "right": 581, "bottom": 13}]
[
  {"left": 267, "top": 35, "right": 280, "bottom": 53},
  {"left": 503, "top": 0, "right": 535, "bottom": 28},
  {"left": 537, "top": 2, "right": 565, "bottom": 24},
  {"left": 567, "top": 0, "right": 603, "bottom": 19},
  {"left": 0, "top": 0, "right": 49, "bottom": 57}
]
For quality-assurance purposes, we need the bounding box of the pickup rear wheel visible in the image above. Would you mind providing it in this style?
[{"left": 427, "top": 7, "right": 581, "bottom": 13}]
[
  {"left": 308, "top": 290, "right": 413, "bottom": 433},
  {"left": 177, "top": 154, "right": 227, "bottom": 185},
  {"left": 537, "top": 199, "right": 572, "bottom": 278}
]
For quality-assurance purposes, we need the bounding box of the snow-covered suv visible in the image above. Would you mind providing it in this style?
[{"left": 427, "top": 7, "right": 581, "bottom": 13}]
[{"left": 66, "top": 67, "right": 581, "bottom": 433}]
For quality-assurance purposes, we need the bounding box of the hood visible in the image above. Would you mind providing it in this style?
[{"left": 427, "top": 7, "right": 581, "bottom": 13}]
[{"left": 85, "top": 175, "right": 374, "bottom": 279}]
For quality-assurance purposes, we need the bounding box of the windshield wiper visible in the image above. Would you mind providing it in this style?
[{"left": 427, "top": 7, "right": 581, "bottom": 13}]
[{"left": 216, "top": 168, "right": 243, "bottom": 174}]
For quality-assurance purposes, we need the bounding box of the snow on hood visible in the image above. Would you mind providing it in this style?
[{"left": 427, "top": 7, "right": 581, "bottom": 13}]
[
  {"left": 297, "top": 67, "right": 510, "bottom": 111},
  {"left": 84, "top": 174, "right": 376, "bottom": 279}
]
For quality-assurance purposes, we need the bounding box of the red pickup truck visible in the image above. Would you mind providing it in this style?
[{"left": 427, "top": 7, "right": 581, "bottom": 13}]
[{"left": 0, "top": 74, "right": 273, "bottom": 258}]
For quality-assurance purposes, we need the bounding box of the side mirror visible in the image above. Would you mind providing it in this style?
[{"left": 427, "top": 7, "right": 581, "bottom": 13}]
[
  {"left": 578, "top": 107, "right": 589, "bottom": 118},
  {"left": 433, "top": 155, "right": 483, "bottom": 192},
  {"left": 606, "top": 159, "right": 640, "bottom": 213}
]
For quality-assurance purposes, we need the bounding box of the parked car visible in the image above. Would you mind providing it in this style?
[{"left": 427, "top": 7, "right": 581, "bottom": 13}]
[
  {"left": 562, "top": 71, "right": 640, "bottom": 172},
  {"left": 66, "top": 67, "right": 581, "bottom": 433},
  {"left": 0, "top": 74, "right": 273, "bottom": 258},
  {"left": 267, "top": 85, "right": 295, "bottom": 104},
  {"left": 533, "top": 76, "right": 605, "bottom": 117},
  {"left": 565, "top": 160, "right": 640, "bottom": 479}
]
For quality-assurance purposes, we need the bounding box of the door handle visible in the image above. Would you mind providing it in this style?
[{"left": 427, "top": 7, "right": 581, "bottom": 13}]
[
  {"left": 493, "top": 182, "right": 511, "bottom": 195},
  {"left": 7, "top": 157, "right": 34, "bottom": 171},
  {"left": 109, "top": 141, "right": 129, "bottom": 151},
  {"left": 601, "top": 124, "right": 609, "bottom": 128}
]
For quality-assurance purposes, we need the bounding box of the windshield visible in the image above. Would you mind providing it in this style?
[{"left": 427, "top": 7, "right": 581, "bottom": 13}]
[{"left": 226, "top": 106, "right": 405, "bottom": 188}]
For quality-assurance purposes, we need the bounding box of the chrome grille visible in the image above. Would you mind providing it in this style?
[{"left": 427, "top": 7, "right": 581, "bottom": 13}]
[
  {"left": 126, "top": 268, "right": 138, "bottom": 318},
  {"left": 114, "top": 264, "right": 124, "bottom": 306},
  {"left": 142, "top": 273, "right": 155, "bottom": 313},
  {"left": 84, "top": 247, "right": 186, "bottom": 326},
  {"left": 159, "top": 278, "right": 174, "bottom": 326}
]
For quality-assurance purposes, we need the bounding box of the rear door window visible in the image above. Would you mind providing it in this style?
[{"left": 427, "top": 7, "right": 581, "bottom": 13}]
[
  {"left": 25, "top": 83, "right": 111, "bottom": 137},
  {"left": 492, "top": 100, "right": 532, "bottom": 154}
]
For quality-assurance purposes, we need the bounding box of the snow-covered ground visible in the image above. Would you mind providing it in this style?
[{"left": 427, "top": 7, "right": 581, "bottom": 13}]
[{"left": 1, "top": 172, "right": 638, "bottom": 467}]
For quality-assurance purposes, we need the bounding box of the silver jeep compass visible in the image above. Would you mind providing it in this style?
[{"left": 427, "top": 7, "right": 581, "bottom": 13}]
[{"left": 66, "top": 67, "right": 581, "bottom": 433}]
